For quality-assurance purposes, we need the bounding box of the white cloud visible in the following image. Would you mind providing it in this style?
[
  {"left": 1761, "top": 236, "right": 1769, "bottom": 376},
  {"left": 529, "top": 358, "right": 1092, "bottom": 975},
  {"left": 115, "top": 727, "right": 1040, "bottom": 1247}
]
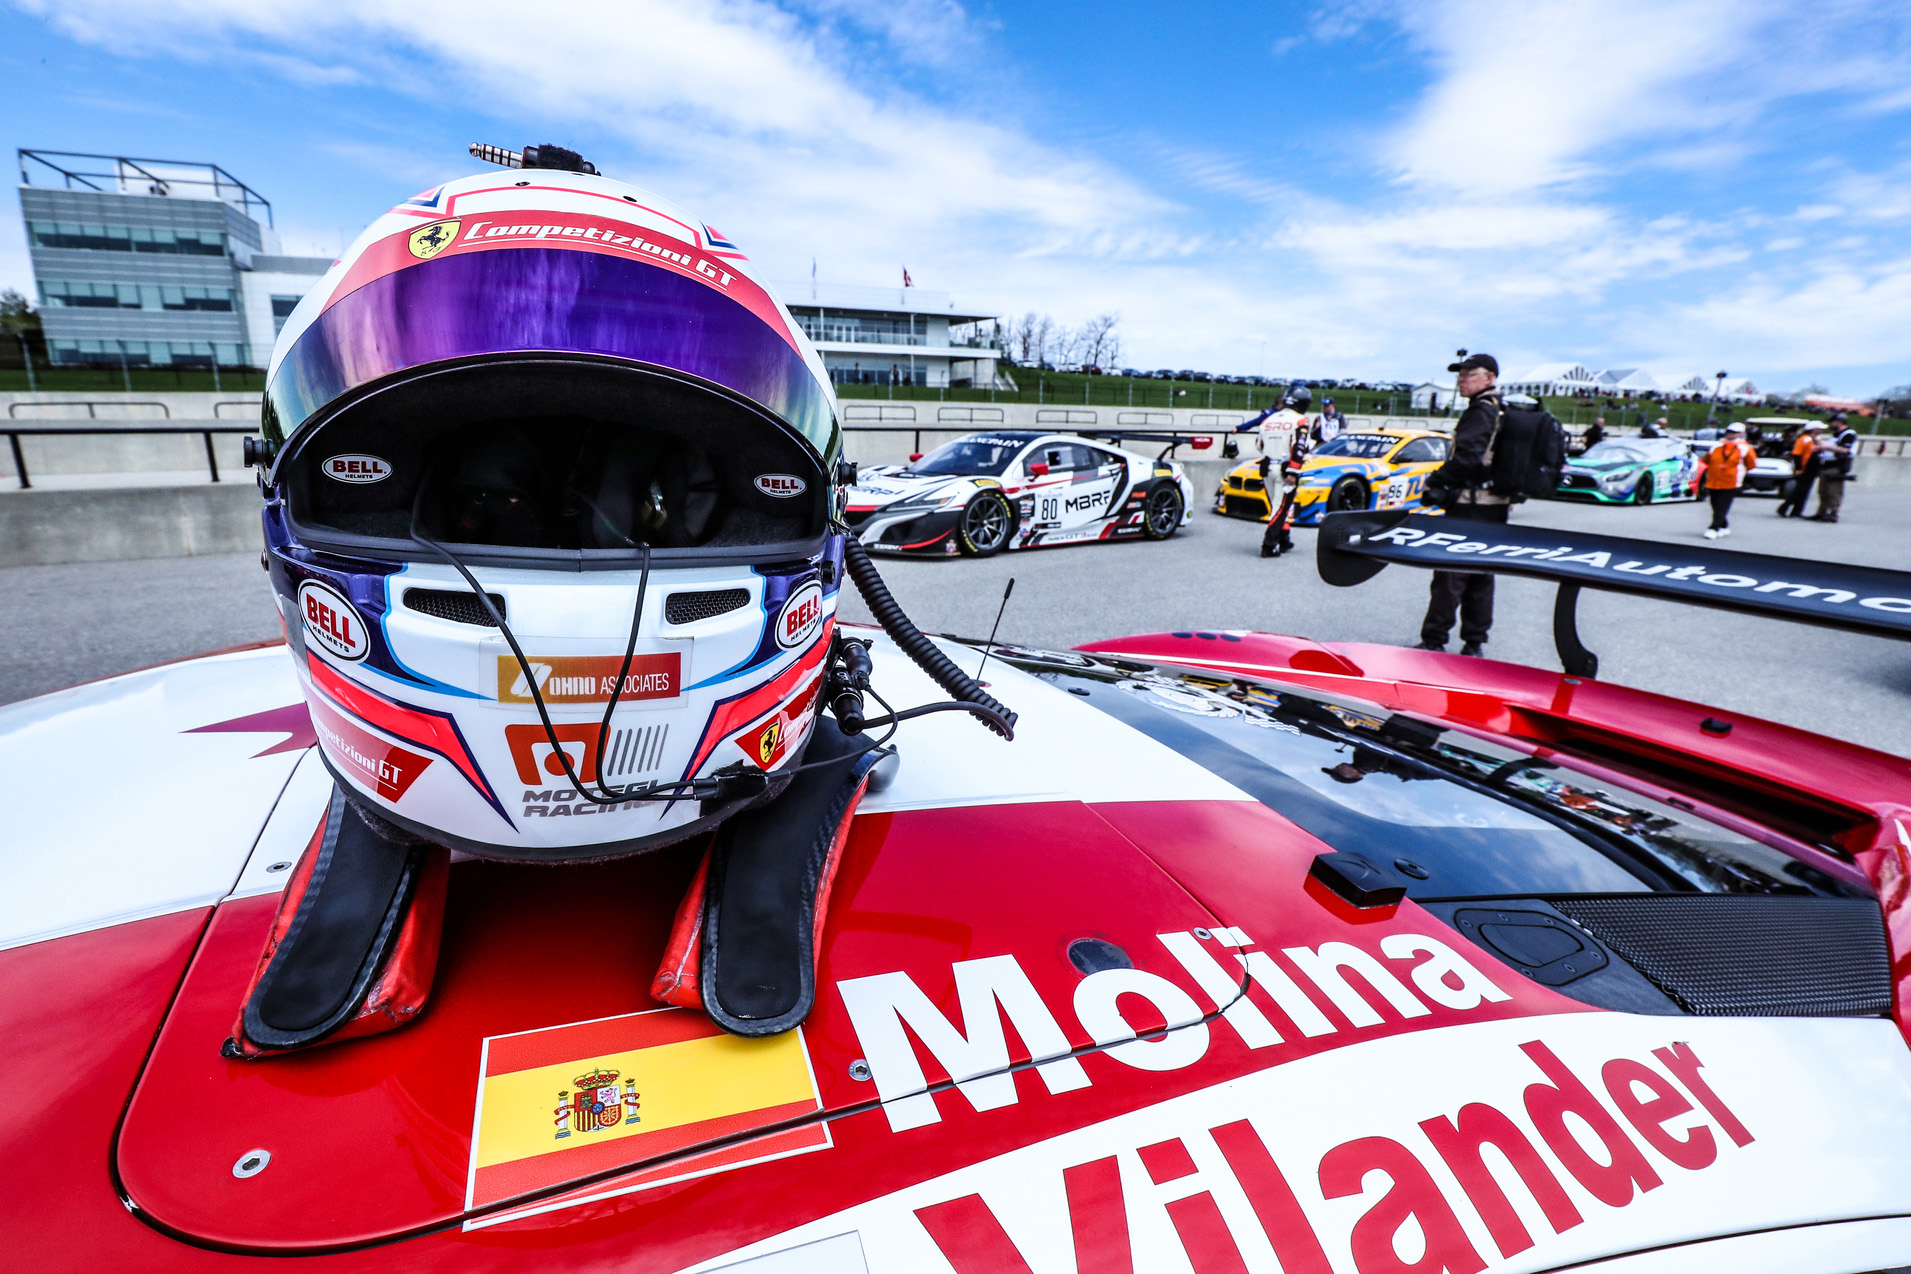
[{"left": 12, "top": 0, "right": 1911, "bottom": 393}]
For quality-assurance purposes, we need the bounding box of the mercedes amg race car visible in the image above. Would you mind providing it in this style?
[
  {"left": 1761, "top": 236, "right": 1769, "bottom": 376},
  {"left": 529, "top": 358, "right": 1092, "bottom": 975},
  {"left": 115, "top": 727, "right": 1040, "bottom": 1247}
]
[
  {"left": 1214, "top": 427, "right": 1452, "bottom": 525},
  {"left": 1556, "top": 437, "right": 1702, "bottom": 504},
  {"left": 845, "top": 430, "right": 1196, "bottom": 555},
  {"left": 14, "top": 517, "right": 1911, "bottom": 1272}
]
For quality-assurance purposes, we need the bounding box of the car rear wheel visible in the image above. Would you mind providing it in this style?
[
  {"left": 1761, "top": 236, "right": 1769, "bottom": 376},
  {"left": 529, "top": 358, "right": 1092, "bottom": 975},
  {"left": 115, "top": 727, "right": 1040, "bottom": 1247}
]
[
  {"left": 1142, "top": 484, "right": 1183, "bottom": 540},
  {"left": 956, "top": 491, "right": 1013, "bottom": 557},
  {"left": 1326, "top": 476, "right": 1369, "bottom": 514}
]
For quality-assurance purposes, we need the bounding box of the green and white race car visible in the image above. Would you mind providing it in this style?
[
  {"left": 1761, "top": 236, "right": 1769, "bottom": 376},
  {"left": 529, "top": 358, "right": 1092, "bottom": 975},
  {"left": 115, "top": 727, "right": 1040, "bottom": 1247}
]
[{"left": 1555, "top": 437, "right": 1702, "bottom": 504}]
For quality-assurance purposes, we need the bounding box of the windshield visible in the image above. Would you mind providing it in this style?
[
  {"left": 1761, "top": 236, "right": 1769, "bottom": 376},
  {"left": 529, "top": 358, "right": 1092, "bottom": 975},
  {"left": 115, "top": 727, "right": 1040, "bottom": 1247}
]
[
  {"left": 906, "top": 435, "right": 1027, "bottom": 476},
  {"left": 1580, "top": 442, "right": 1651, "bottom": 464},
  {"left": 1008, "top": 655, "right": 1864, "bottom": 901},
  {"left": 1313, "top": 434, "right": 1397, "bottom": 459}
]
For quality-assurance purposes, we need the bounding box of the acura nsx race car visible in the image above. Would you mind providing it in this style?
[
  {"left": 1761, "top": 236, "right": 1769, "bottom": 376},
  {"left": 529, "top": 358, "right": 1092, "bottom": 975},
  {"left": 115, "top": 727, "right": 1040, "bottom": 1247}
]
[
  {"left": 15, "top": 516, "right": 1911, "bottom": 1272},
  {"left": 845, "top": 430, "right": 1195, "bottom": 555},
  {"left": 1215, "top": 427, "right": 1452, "bottom": 524},
  {"left": 1555, "top": 437, "right": 1702, "bottom": 504}
]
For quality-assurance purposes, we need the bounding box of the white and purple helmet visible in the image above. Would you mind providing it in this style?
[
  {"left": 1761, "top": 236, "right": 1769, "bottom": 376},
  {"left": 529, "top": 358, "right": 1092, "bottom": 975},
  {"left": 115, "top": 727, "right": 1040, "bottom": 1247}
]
[{"left": 257, "top": 160, "right": 844, "bottom": 861}]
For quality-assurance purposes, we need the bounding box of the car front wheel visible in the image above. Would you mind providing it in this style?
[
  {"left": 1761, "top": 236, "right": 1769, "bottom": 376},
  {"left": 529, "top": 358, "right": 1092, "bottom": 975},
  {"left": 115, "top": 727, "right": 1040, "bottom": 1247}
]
[
  {"left": 1326, "top": 476, "right": 1369, "bottom": 513},
  {"left": 1633, "top": 477, "right": 1652, "bottom": 505},
  {"left": 956, "top": 491, "right": 1013, "bottom": 557},
  {"left": 1142, "top": 484, "right": 1184, "bottom": 540}
]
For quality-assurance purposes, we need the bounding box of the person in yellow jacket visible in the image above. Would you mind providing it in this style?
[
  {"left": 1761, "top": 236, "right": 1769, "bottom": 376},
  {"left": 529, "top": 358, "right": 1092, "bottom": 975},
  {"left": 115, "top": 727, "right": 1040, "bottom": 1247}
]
[{"left": 1700, "top": 422, "right": 1758, "bottom": 539}]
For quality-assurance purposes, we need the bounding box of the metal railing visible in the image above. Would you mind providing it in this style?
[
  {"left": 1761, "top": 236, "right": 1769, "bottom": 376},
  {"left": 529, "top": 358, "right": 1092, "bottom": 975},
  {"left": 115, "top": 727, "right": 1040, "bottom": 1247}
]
[
  {"left": 841, "top": 422, "right": 1234, "bottom": 461},
  {"left": 213, "top": 399, "right": 263, "bottom": 419},
  {"left": 8, "top": 399, "right": 172, "bottom": 419},
  {"left": 3, "top": 424, "right": 253, "bottom": 489}
]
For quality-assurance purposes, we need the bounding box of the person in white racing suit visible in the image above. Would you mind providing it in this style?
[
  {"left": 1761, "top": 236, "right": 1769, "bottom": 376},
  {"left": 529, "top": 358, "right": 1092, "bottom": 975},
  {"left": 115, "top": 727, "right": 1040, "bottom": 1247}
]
[{"left": 1260, "top": 385, "right": 1315, "bottom": 558}]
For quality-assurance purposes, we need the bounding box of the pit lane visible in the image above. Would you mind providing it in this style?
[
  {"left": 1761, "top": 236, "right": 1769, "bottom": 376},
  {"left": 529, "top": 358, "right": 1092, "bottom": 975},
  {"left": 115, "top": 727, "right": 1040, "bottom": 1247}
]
[{"left": 4, "top": 488, "right": 1908, "bottom": 757}]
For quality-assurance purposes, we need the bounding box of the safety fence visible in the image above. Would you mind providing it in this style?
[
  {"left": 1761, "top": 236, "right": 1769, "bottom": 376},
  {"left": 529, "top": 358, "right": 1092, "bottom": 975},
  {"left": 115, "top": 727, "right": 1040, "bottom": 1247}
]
[{"left": 3, "top": 424, "right": 254, "bottom": 489}]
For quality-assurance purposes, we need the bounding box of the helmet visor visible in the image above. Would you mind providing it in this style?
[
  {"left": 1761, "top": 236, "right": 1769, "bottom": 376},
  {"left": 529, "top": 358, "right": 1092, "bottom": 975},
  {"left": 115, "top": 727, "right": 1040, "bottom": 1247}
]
[
  {"left": 279, "top": 357, "right": 829, "bottom": 568},
  {"left": 265, "top": 247, "right": 837, "bottom": 462}
]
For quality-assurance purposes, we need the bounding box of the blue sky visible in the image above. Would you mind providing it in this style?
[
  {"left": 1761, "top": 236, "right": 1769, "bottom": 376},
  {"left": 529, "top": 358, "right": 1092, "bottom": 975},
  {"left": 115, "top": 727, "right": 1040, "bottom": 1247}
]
[{"left": 5, "top": 0, "right": 1911, "bottom": 394}]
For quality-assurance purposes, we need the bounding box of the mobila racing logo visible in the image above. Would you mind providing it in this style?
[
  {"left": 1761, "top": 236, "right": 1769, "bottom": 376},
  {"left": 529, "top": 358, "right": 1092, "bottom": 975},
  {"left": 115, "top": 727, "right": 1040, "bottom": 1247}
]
[
  {"left": 297, "top": 579, "right": 370, "bottom": 661},
  {"left": 776, "top": 581, "right": 824, "bottom": 649},
  {"left": 408, "top": 219, "right": 460, "bottom": 259}
]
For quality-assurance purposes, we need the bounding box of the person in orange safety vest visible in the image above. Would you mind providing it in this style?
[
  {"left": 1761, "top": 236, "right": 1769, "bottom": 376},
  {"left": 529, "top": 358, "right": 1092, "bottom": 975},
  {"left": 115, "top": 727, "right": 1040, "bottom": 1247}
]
[{"left": 1700, "top": 421, "right": 1758, "bottom": 539}]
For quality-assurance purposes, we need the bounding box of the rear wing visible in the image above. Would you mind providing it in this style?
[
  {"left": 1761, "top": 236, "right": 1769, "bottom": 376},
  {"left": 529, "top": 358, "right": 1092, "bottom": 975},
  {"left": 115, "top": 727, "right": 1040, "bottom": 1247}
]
[{"left": 1317, "top": 510, "right": 1911, "bottom": 678}]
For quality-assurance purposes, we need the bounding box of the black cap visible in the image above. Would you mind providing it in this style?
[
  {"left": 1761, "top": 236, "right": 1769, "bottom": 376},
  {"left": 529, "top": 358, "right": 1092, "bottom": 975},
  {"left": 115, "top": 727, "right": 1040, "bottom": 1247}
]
[{"left": 1447, "top": 353, "right": 1498, "bottom": 375}]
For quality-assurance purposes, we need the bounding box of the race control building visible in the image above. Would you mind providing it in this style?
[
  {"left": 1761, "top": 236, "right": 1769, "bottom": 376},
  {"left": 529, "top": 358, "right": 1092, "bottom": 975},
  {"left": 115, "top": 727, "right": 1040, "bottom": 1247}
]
[
  {"left": 777, "top": 279, "right": 1007, "bottom": 390},
  {"left": 17, "top": 149, "right": 332, "bottom": 369}
]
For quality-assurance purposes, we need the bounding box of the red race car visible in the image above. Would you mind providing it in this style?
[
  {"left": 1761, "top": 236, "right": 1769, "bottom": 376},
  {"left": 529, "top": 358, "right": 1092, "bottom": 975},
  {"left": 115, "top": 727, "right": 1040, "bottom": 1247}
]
[{"left": 7, "top": 514, "right": 1911, "bottom": 1273}]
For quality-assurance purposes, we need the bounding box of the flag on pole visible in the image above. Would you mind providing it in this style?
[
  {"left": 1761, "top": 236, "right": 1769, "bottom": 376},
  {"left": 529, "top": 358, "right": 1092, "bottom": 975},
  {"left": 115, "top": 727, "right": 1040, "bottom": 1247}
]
[{"left": 902, "top": 268, "right": 913, "bottom": 287}]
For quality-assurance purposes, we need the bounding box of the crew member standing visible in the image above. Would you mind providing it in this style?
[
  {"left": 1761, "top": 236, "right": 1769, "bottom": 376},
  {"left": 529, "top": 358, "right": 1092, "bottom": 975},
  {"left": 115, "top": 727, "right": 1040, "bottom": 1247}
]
[
  {"left": 1259, "top": 385, "right": 1313, "bottom": 558},
  {"left": 1315, "top": 397, "right": 1346, "bottom": 447},
  {"left": 1777, "top": 422, "right": 1824, "bottom": 517},
  {"left": 1699, "top": 421, "right": 1757, "bottom": 539},
  {"left": 1812, "top": 413, "right": 1859, "bottom": 522},
  {"left": 1415, "top": 353, "right": 1507, "bottom": 656}
]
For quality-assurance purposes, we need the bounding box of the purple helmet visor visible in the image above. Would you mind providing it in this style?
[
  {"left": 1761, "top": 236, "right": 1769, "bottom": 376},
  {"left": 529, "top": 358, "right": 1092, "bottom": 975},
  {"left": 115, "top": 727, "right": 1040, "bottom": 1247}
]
[{"left": 265, "top": 248, "right": 837, "bottom": 460}]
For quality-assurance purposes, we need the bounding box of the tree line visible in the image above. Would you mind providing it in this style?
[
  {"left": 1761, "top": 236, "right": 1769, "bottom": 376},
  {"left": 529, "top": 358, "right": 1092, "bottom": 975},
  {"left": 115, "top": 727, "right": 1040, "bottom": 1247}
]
[{"left": 1001, "top": 312, "right": 1121, "bottom": 372}]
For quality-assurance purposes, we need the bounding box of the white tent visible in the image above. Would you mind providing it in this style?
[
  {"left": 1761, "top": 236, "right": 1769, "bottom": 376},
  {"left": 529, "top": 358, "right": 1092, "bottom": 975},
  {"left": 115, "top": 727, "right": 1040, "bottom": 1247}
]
[
  {"left": 1411, "top": 382, "right": 1457, "bottom": 410},
  {"left": 1504, "top": 363, "right": 1601, "bottom": 396},
  {"left": 1596, "top": 368, "right": 1659, "bottom": 397}
]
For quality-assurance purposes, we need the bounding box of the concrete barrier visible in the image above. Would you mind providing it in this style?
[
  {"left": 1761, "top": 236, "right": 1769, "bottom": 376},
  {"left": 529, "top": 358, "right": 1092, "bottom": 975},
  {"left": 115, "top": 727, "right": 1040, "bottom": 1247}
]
[
  {"left": 0, "top": 483, "right": 260, "bottom": 567},
  {"left": 1854, "top": 454, "right": 1911, "bottom": 488}
]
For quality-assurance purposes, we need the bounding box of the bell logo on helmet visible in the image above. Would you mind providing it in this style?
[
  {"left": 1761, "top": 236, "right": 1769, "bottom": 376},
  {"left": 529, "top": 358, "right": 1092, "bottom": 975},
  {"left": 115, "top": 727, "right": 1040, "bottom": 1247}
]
[
  {"left": 776, "top": 581, "right": 824, "bottom": 649},
  {"left": 298, "top": 580, "right": 370, "bottom": 662},
  {"left": 408, "top": 219, "right": 461, "bottom": 260},
  {"left": 754, "top": 474, "right": 807, "bottom": 498},
  {"left": 323, "top": 454, "right": 392, "bottom": 484}
]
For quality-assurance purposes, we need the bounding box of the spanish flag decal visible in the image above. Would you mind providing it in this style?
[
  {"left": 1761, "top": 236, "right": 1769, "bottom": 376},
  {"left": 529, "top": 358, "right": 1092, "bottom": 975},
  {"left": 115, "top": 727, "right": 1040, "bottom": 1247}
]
[{"left": 465, "top": 1007, "right": 829, "bottom": 1216}]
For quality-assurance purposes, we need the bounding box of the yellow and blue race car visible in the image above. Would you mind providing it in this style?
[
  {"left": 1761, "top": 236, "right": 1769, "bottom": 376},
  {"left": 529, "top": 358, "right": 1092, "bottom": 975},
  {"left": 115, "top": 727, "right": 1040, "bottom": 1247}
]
[{"left": 1213, "top": 427, "right": 1453, "bottom": 525}]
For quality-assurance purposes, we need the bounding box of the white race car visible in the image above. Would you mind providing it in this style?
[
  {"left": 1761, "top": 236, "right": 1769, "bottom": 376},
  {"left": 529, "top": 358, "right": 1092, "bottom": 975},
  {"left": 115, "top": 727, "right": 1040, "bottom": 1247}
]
[{"left": 845, "top": 430, "right": 1196, "bottom": 556}]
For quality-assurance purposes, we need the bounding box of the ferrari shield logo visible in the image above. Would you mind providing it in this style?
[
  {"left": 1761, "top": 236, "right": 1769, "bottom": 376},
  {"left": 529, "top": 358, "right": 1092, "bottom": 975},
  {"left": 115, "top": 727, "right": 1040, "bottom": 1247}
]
[
  {"left": 756, "top": 721, "right": 783, "bottom": 766},
  {"left": 408, "top": 219, "right": 460, "bottom": 260}
]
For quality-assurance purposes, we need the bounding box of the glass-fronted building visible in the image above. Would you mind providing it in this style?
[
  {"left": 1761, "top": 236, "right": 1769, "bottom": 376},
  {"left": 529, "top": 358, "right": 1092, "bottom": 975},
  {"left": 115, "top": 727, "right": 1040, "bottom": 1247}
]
[
  {"left": 778, "top": 280, "right": 1006, "bottom": 389},
  {"left": 17, "top": 150, "right": 331, "bottom": 369}
]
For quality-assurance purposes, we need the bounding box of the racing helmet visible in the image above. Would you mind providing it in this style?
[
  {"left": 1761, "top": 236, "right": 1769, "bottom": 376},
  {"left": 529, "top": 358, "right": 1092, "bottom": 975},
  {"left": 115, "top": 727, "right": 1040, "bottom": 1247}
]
[
  {"left": 1281, "top": 384, "right": 1312, "bottom": 411},
  {"left": 255, "top": 153, "right": 845, "bottom": 862}
]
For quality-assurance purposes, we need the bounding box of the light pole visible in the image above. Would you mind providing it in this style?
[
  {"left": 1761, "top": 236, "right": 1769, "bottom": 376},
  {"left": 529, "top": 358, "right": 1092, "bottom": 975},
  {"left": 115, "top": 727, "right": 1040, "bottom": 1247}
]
[{"left": 1710, "top": 370, "right": 1727, "bottom": 427}]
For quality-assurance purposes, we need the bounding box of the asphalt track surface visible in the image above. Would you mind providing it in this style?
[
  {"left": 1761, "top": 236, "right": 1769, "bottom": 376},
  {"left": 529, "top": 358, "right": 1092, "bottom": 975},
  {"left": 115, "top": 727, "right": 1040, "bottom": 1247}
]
[{"left": 5, "top": 487, "right": 1910, "bottom": 758}]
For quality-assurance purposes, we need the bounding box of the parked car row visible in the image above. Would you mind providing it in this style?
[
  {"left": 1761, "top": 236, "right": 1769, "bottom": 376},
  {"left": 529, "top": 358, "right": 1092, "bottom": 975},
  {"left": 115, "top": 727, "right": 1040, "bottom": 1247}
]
[{"left": 842, "top": 421, "right": 1825, "bottom": 561}]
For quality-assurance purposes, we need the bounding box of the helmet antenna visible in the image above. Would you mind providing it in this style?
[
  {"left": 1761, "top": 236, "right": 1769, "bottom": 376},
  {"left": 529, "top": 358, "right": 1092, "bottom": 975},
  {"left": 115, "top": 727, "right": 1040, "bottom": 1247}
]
[
  {"left": 470, "top": 142, "right": 599, "bottom": 175},
  {"left": 469, "top": 143, "right": 525, "bottom": 169},
  {"left": 972, "top": 577, "right": 1015, "bottom": 688}
]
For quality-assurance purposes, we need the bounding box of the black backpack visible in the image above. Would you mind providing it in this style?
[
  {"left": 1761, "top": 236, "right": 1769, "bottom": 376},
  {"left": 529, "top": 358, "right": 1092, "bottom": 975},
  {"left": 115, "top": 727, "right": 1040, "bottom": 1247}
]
[{"left": 1487, "top": 406, "right": 1568, "bottom": 501}]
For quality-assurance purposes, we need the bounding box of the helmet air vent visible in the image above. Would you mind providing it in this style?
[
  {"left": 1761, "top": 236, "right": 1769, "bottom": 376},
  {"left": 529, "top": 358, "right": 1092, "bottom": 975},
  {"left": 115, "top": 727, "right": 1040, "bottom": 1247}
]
[
  {"left": 404, "top": 588, "right": 506, "bottom": 627},
  {"left": 665, "top": 588, "right": 751, "bottom": 625}
]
